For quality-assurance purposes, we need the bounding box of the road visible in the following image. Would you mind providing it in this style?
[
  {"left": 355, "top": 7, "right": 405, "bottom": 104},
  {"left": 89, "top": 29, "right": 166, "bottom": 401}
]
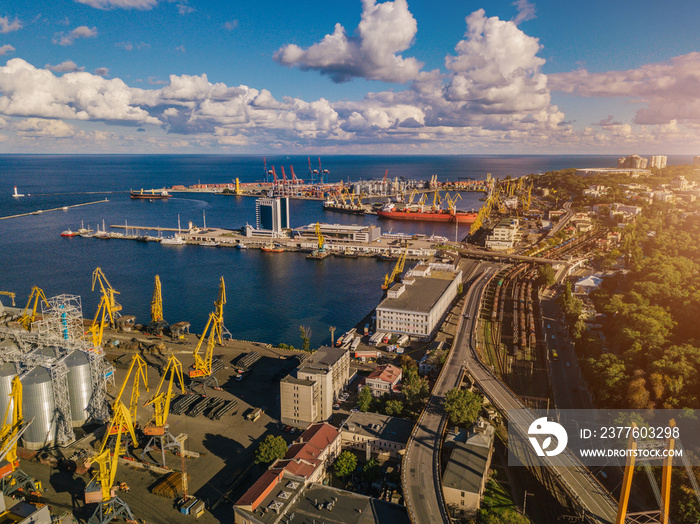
[
  {"left": 403, "top": 260, "right": 618, "bottom": 524},
  {"left": 403, "top": 263, "right": 499, "bottom": 524}
]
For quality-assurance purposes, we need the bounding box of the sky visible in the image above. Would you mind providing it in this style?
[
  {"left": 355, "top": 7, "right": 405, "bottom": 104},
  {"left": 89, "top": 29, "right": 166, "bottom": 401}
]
[{"left": 0, "top": 0, "right": 699, "bottom": 154}]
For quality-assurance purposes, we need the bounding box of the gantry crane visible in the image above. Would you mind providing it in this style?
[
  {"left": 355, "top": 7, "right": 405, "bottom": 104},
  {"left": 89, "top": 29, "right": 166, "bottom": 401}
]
[
  {"left": 17, "top": 286, "right": 48, "bottom": 330},
  {"left": 88, "top": 268, "right": 122, "bottom": 348},
  {"left": 0, "top": 377, "right": 42, "bottom": 498},
  {"left": 190, "top": 277, "right": 227, "bottom": 389},
  {"left": 141, "top": 355, "right": 186, "bottom": 466},
  {"left": 382, "top": 249, "right": 407, "bottom": 290},
  {"left": 85, "top": 401, "right": 138, "bottom": 524},
  {"left": 109, "top": 355, "right": 148, "bottom": 436}
]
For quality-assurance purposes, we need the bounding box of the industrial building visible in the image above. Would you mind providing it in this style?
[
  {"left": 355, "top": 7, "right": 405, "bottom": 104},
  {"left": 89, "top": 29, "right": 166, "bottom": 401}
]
[
  {"left": 485, "top": 218, "right": 520, "bottom": 251},
  {"left": 375, "top": 263, "right": 462, "bottom": 340},
  {"left": 0, "top": 294, "right": 112, "bottom": 450},
  {"left": 279, "top": 346, "right": 351, "bottom": 428}
]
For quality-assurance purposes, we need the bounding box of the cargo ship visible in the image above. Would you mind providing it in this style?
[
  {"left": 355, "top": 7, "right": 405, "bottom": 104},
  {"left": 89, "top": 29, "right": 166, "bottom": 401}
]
[
  {"left": 377, "top": 203, "right": 477, "bottom": 224},
  {"left": 130, "top": 189, "right": 172, "bottom": 200},
  {"left": 322, "top": 200, "right": 366, "bottom": 215}
]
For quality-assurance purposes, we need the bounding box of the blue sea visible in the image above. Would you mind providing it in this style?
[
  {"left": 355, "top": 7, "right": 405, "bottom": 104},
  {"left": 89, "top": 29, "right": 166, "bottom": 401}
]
[{"left": 0, "top": 155, "right": 692, "bottom": 347}]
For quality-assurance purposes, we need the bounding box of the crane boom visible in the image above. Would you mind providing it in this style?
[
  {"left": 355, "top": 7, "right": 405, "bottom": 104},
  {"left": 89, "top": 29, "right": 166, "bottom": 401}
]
[
  {"left": 109, "top": 354, "right": 148, "bottom": 434},
  {"left": 18, "top": 287, "right": 48, "bottom": 330},
  {"left": 190, "top": 277, "right": 226, "bottom": 379},
  {"left": 145, "top": 355, "right": 185, "bottom": 431},
  {"left": 151, "top": 275, "right": 163, "bottom": 322}
]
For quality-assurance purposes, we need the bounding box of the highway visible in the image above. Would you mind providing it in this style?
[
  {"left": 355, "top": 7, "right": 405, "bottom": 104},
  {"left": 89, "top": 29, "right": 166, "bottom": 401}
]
[
  {"left": 403, "top": 263, "right": 499, "bottom": 524},
  {"left": 403, "top": 259, "right": 619, "bottom": 524}
]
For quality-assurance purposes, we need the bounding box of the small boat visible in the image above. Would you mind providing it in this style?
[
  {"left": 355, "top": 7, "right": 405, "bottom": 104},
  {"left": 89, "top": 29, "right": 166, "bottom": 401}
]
[
  {"left": 12, "top": 186, "right": 24, "bottom": 198},
  {"left": 60, "top": 230, "right": 76, "bottom": 237},
  {"left": 94, "top": 219, "right": 110, "bottom": 238},
  {"left": 261, "top": 244, "right": 284, "bottom": 253},
  {"left": 77, "top": 221, "right": 93, "bottom": 236},
  {"left": 236, "top": 242, "right": 248, "bottom": 249},
  {"left": 336, "top": 249, "right": 358, "bottom": 258},
  {"left": 161, "top": 236, "right": 186, "bottom": 245},
  {"left": 130, "top": 188, "right": 172, "bottom": 200},
  {"left": 199, "top": 241, "right": 219, "bottom": 247}
]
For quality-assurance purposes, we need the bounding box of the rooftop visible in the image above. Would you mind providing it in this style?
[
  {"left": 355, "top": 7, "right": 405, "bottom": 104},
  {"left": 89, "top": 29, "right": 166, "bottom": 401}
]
[
  {"left": 342, "top": 412, "right": 414, "bottom": 445},
  {"left": 442, "top": 420, "right": 494, "bottom": 494},
  {"left": 298, "top": 346, "right": 347, "bottom": 374},
  {"left": 280, "top": 375, "right": 316, "bottom": 387},
  {"left": 285, "top": 422, "right": 340, "bottom": 464},
  {"left": 366, "top": 364, "right": 402, "bottom": 385},
  {"left": 377, "top": 269, "right": 459, "bottom": 314}
]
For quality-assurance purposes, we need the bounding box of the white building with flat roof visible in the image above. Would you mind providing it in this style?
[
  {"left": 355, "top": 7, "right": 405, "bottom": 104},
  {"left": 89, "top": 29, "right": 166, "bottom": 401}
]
[
  {"left": 485, "top": 218, "right": 519, "bottom": 251},
  {"left": 376, "top": 263, "right": 462, "bottom": 340}
]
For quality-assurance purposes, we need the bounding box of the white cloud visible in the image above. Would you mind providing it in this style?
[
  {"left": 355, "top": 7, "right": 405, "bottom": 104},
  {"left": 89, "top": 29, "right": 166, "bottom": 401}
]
[
  {"left": 115, "top": 41, "right": 149, "bottom": 51},
  {"left": 512, "top": 0, "right": 536, "bottom": 25},
  {"left": 147, "top": 76, "right": 167, "bottom": 85},
  {"left": 54, "top": 26, "right": 98, "bottom": 46},
  {"left": 444, "top": 9, "right": 548, "bottom": 113},
  {"left": 95, "top": 67, "right": 109, "bottom": 76},
  {"left": 224, "top": 20, "right": 238, "bottom": 31},
  {"left": 274, "top": 0, "right": 421, "bottom": 83},
  {"left": 0, "top": 44, "right": 15, "bottom": 55},
  {"left": 15, "top": 118, "right": 77, "bottom": 138},
  {"left": 75, "top": 0, "right": 157, "bottom": 9},
  {"left": 45, "top": 60, "right": 84, "bottom": 73},
  {"left": 176, "top": 2, "right": 194, "bottom": 15},
  {"left": 0, "top": 16, "right": 22, "bottom": 34},
  {"left": 549, "top": 52, "right": 700, "bottom": 125},
  {"left": 175, "top": 45, "right": 185, "bottom": 53}
]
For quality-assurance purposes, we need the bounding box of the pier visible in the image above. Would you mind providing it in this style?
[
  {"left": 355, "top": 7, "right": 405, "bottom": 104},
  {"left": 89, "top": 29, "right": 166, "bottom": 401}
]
[{"left": 0, "top": 198, "right": 109, "bottom": 221}]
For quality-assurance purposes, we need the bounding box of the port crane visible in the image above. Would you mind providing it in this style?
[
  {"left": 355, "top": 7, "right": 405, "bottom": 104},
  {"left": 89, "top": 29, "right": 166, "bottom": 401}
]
[
  {"left": 141, "top": 355, "right": 187, "bottom": 466},
  {"left": 0, "top": 291, "right": 15, "bottom": 307},
  {"left": 109, "top": 355, "right": 148, "bottom": 436},
  {"left": 0, "top": 377, "right": 42, "bottom": 498},
  {"left": 445, "top": 192, "right": 462, "bottom": 213},
  {"left": 85, "top": 401, "right": 138, "bottom": 524},
  {"left": 88, "top": 268, "right": 122, "bottom": 348},
  {"left": 314, "top": 222, "right": 325, "bottom": 253},
  {"left": 382, "top": 249, "right": 407, "bottom": 290},
  {"left": 190, "top": 277, "right": 227, "bottom": 389},
  {"left": 151, "top": 275, "right": 163, "bottom": 322},
  {"left": 17, "top": 286, "right": 48, "bottom": 330}
]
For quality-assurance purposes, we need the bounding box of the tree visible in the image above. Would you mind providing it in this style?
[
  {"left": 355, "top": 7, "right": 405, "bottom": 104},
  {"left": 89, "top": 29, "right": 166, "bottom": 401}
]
[
  {"left": 537, "top": 264, "right": 555, "bottom": 288},
  {"left": 362, "top": 458, "right": 381, "bottom": 482},
  {"left": 357, "top": 385, "right": 373, "bottom": 412},
  {"left": 483, "top": 509, "right": 531, "bottom": 524},
  {"left": 443, "top": 387, "right": 482, "bottom": 427},
  {"left": 254, "top": 435, "right": 287, "bottom": 464},
  {"left": 403, "top": 373, "right": 430, "bottom": 410},
  {"left": 384, "top": 399, "right": 404, "bottom": 417},
  {"left": 333, "top": 450, "right": 357, "bottom": 478},
  {"left": 299, "top": 325, "right": 312, "bottom": 351}
]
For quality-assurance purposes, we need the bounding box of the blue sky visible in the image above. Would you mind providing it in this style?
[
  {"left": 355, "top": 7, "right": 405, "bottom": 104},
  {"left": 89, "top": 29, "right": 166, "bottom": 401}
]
[{"left": 0, "top": 0, "right": 699, "bottom": 154}]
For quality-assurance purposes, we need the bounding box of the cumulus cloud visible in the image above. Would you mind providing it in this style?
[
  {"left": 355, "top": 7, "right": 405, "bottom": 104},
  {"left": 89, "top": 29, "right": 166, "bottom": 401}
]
[
  {"left": 274, "top": 0, "right": 421, "bottom": 83},
  {"left": 95, "top": 67, "right": 109, "bottom": 76},
  {"left": 549, "top": 52, "right": 700, "bottom": 125},
  {"left": 75, "top": 0, "right": 157, "bottom": 9},
  {"left": 45, "top": 60, "right": 84, "bottom": 73},
  {"left": 0, "top": 44, "right": 15, "bottom": 55},
  {"left": 512, "top": 0, "right": 536, "bottom": 25},
  {"left": 444, "top": 9, "right": 549, "bottom": 113},
  {"left": 54, "top": 26, "right": 98, "bottom": 46},
  {"left": 223, "top": 20, "right": 238, "bottom": 31},
  {"left": 176, "top": 2, "right": 194, "bottom": 15},
  {"left": 0, "top": 16, "right": 22, "bottom": 34}
]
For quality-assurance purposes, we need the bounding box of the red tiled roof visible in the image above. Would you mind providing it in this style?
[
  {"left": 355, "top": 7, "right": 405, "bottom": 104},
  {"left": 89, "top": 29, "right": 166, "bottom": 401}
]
[
  {"left": 235, "top": 469, "right": 283, "bottom": 510},
  {"left": 272, "top": 459, "right": 318, "bottom": 479},
  {"left": 367, "top": 364, "right": 401, "bottom": 385},
  {"left": 285, "top": 422, "right": 339, "bottom": 463}
]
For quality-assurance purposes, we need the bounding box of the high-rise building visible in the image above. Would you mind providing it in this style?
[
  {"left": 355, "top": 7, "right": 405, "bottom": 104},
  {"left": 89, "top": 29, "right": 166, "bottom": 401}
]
[
  {"left": 255, "top": 197, "right": 290, "bottom": 233},
  {"left": 649, "top": 155, "right": 667, "bottom": 169},
  {"left": 618, "top": 154, "right": 648, "bottom": 169}
]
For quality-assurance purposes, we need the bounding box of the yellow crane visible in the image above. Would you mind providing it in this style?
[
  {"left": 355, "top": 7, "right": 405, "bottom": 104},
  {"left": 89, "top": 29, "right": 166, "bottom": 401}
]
[
  {"left": 17, "top": 286, "right": 48, "bottom": 330},
  {"left": 109, "top": 354, "right": 148, "bottom": 435},
  {"left": 382, "top": 249, "right": 407, "bottom": 290},
  {"left": 0, "top": 291, "right": 15, "bottom": 307},
  {"left": 406, "top": 189, "right": 418, "bottom": 205},
  {"left": 88, "top": 268, "right": 122, "bottom": 348},
  {"left": 0, "top": 377, "right": 42, "bottom": 498},
  {"left": 142, "top": 355, "right": 186, "bottom": 466},
  {"left": 314, "top": 222, "right": 325, "bottom": 253},
  {"left": 85, "top": 401, "right": 138, "bottom": 524},
  {"left": 445, "top": 192, "right": 462, "bottom": 213},
  {"left": 190, "top": 277, "right": 226, "bottom": 386},
  {"left": 151, "top": 275, "right": 163, "bottom": 323},
  {"left": 431, "top": 190, "right": 442, "bottom": 210}
]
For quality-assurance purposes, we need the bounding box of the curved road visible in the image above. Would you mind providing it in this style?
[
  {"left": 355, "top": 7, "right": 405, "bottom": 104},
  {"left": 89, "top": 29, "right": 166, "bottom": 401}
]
[{"left": 403, "top": 260, "right": 618, "bottom": 524}]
